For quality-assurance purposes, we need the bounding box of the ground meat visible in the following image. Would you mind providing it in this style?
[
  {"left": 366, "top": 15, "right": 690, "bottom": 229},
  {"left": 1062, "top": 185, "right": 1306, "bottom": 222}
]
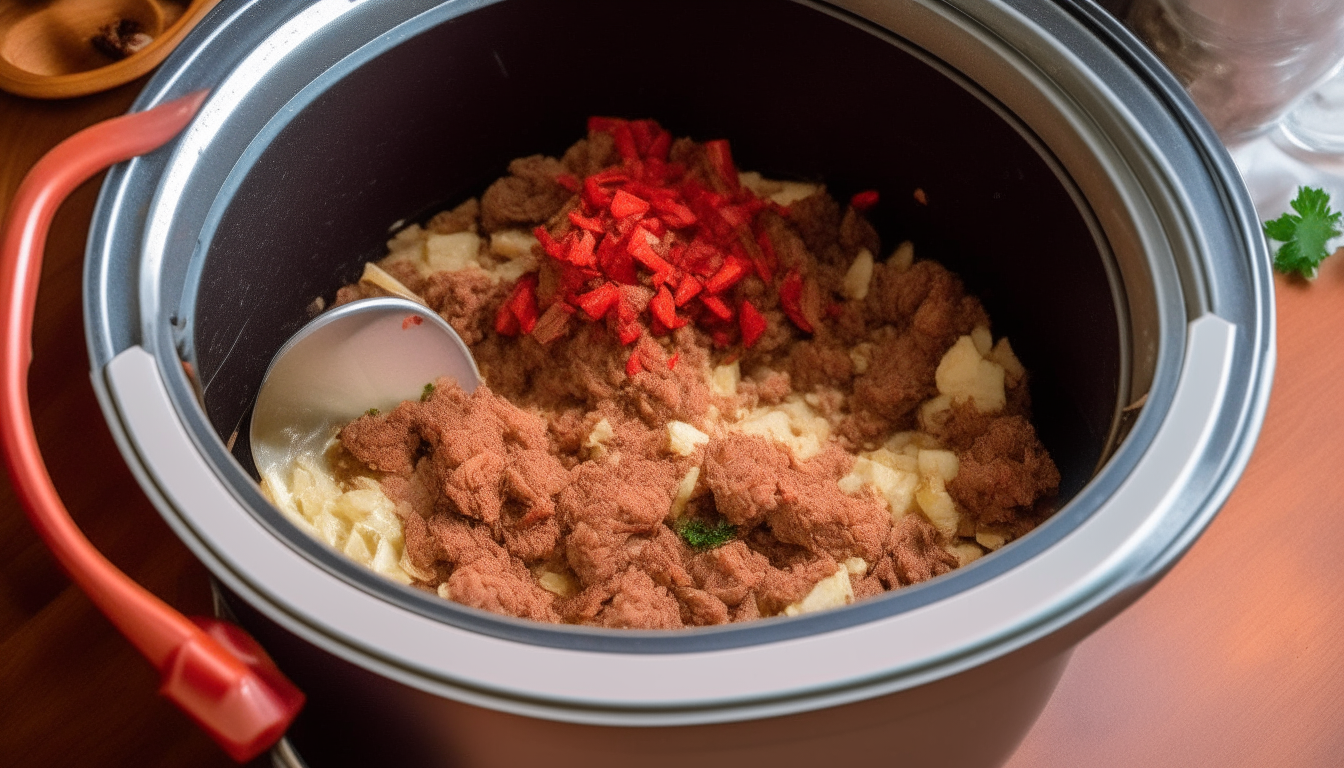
[
  {"left": 480, "top": 155, "right": 573, "bottom": 232},
  {"left": 949, "top": 416, "right": 1060, "bottom": 531},
  {"left": 426, "top": 197, "right": 480, "bottom": 235},
  {"left": 318, "top": 126, "right": 1062, "bottom": 629}
]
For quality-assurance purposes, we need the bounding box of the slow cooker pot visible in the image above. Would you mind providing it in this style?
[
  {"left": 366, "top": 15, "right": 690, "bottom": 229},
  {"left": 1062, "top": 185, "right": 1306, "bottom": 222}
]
[{"left": 1, "top": 0, "right": 1272, "bottom": 765}]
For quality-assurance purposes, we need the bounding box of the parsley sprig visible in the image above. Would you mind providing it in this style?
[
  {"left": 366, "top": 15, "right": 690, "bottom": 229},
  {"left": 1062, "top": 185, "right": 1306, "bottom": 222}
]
[
  {"left": 1264, "top": 186, "right": 1342, "bottom": 279},
  {"left": 676, "top": 517, "right": 736, "bottom": 551}
]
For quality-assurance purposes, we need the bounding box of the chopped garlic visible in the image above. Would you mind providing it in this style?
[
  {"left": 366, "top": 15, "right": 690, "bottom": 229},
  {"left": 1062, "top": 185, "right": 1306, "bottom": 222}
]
[
  {"left": 976, "top": 530, "right": 1008, "bottom": 551},
  {"left": 971, "top": 325, "right": 993, "bottom": 357},
  {"left": 670, "top": 466, "right": 700, "bottom": 519},
  {"left": 667, "top": 421, "right": 710, "bottom": 456},
  {"left": 990, "top": 337, "right": 1026, "bottom": 387},
  {"left": 537, "top": 571, "right": 579, "bottom": 598},
  {"left": 737, "top": 171, "right": 820, "bottom": 206},
  {"left": 916, "top": 475, "right": 960, "bottom": 538},
  {"left": 842, "top": 248, "right": 875, "bottom": 300},
  {"left": 945, "top": 542, "right": 985, "bottom": 567},
  {"left": 585, "top": 418, "right": 615, "bottom": 459},
  {"left": 783, "top": 566, "right": 854, "bottom": 616},
  {"left": 264, "top": 455, "right": 413, "bottom": 584},
  {"left": 849, "top": 342, "right": 874, "bottom": 374},
  {"left": 735, "top": 396, "right": 831, "bottom": 460},
  {"left": 710, "top": 362, "right": 741, "bottom": 397},
  {"left": 841, "top": 455, "right": 919, "bottom": 521},
  {"left": 425, "top": 231, "right": 483, "bottom": 273},
  {"left": 490, "top": 229, "right": 540, "bottom": 260},
  {"left": 889, "top": 240, "right": 914, "bottom": 271},
  {"left": 934, "top": 335, "right": 1006, "bottom": 413},
  {"left": 360, "top": 262, "right": 427, "bottom": 306},
  {"left": 917, "top": 449, "right": 959, "bottom": 482}
]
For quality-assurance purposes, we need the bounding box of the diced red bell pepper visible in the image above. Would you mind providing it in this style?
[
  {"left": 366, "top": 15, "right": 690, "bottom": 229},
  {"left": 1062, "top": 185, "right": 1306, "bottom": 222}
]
[
  {"left": 710, "top": 328, "right": 734, "bottom": 347},
  {"left": 609, "top": 189, "right": 651, "bottom": 219},
  {"left": 704, "top": 255, "right": 750, "bottom": 294},
  {"left": 700, "top": 294, "right": 734, "bottom": 321},
  {"left": 556, "top": 174, "right": 581, "bottom": 193},
  {"left": 588, "top": 116, "right": 626, "bottom": 134},
  {"left": 612, "top": 123, "right": 639, "bottom": 162},
  {"left": 617, "top": 320, "right": 644, "bottom": 345},
  {"left": 504, "top": 273, "right": 540, "bottom": 335},
  {"left": 779, "top": 270, "right": 813, "bottom": 333},
  {"left": 629, "top": 119, "right": 658, "bottom": 156},
  {"left": 702, "top": 139, "right": 740, "bottom": 191},
  {"left": 850, "top": 189, "right": 879, "bottom": 212},
  {"left": 673, "top": 275, "right": 703, "bottom": 306},
  {"left": 681, "top": 238, "right": 723, "bottom": 277},
  {"left": 628, "top": 229, "right": 675, "bottom": 277},
  {"left": 667, "top": 352, "right": 679, "bottom": 370},
  {"left": 583, "top": 176, "right": 613, "bottom": 210},
  {"left": 653, "top": 197, "right": 697, "bottom": 228},
  {"left": 739, "top": 300, "right": 767, "bottom": 348},
  {"left": 649, "top": 285, "right": 687, "bottom": 329},
  {"left": 755, "top": 227, "right": 778, "bottom": 276},
  {"left": 626, "top": 351, "right": 644, "bottom": 377},
  {"left": 495, "top": 304, "right": 520, "bottom": 336},
  {"left": 647, "top": 130, "right": 672, "bottom": 161},
  {"left": 598, "top": 232, "right": 639, "bottom": 285},
  {"left": 568, "top": 210, "right": 606, "bottom": 233},
  {"left": 576, "top": 282, "right": 621, "bottom": 321},
  {"left": 568, "top": 230, "right": 597, "bottom": 267},
  {"left": 534, "top": 226, "right": 567, "bottom": 260}
]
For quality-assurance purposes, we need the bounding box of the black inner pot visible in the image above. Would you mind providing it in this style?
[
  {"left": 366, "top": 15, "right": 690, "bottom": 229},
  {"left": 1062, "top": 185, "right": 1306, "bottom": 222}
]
[{"left": 188, "top": 0, "right": 1119, "bottom": 620}]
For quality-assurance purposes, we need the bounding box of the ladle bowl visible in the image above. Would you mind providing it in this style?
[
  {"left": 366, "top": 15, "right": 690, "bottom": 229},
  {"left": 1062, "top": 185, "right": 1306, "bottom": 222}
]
[{"left": 249, "top": 296, "right": 480, "bottom": 481}]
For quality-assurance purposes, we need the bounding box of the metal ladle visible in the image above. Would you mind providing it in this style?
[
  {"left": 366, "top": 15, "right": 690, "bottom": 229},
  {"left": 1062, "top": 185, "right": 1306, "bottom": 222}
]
[{"left": 249, "top": 296, "right": 481, "bottom": 477}]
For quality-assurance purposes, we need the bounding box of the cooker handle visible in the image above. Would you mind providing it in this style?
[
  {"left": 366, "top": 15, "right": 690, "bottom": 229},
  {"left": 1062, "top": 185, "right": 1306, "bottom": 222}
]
[{"left": 0, "top": 92, "right": 304, "bottom": 763}]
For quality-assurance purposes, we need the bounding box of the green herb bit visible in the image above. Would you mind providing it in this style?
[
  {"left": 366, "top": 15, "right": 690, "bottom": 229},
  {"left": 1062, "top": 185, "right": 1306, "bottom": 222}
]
[
  {"left": 421, "top": 382, "right": 436, "bottom": 402},
  {"left": 1264, "top": 185, "right": 1343, "bottom": 280},
  {"left": 676, "top": 517, "right": 736, "bottom": 551},
  {"left": 365, "top": 408, "right": 380, "bottom": 417}
]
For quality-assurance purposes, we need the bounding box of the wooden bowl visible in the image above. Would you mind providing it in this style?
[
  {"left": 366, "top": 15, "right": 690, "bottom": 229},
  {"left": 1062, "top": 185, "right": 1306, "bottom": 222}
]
[{"left": 0, "top": 0, "right": 218, "bottom": 99}]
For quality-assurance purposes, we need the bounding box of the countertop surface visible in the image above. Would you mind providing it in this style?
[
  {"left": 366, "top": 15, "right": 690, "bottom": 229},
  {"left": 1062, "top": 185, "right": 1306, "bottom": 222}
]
[{"left": 2, "top": 76, "right": 1344, "bottom": 768}]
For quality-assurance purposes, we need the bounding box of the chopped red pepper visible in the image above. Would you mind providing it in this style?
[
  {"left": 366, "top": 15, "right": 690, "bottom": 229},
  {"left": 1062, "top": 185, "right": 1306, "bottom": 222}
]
[
  {"left": 701, "top": 294, "right": 734, "bottom": 321},
  {"left": 704, "top": 255, "right": 750, "bottom": 294},
  {"left": 588, "top": 116, "right": 626, "bottom": 133},
  {"left": 568, "top": 210, "right": 605, "bottom": 233},
  {"left": 583, "top": 176, "right": 612, "bottom": 210},
  {"left": 576, "top": 282, "right": 620, "bottom": 320},
  {"left": 568, "top": 230, "right": 597, "bottom": 267},
  {"left": 612, "top": 123, "right": 639, "bottom": 162},
  {"left": 503, "top": 273, "right": 540, "bottom": 335},
  {"left": 609, "top": 189, "right": 651, "bottom": 219},
  {"left": 779, "top": 271, "right": 813, "bottom": 334},
  {"left": 668, "top": 352, "right": 679, "bottom": 370},
  {"left": 503, "top": 118, "right": 869, "bottom": 348},
  {"left": 401, "top": 315, "right": 423, "bottom": 330},
  {"left": 649, "top": 285, "right": 687, "bottom": 329},
  {"left": 673, "top": 275, "right": 703, "bottom": 306},
  {"left": 850, "top": 189, "right": 879, "bottom": 212},
  {"left": 739, "top": 300, "right": 767, "bottom": 348},
  {"left": 626, "top": 351, "right": 644, "bottom": 377},
  {"left": 495, "top": 304, "right": 520, "bottom": 336},
  {"left": 702, "top": 139, "right": 740, "bottom": 191}
]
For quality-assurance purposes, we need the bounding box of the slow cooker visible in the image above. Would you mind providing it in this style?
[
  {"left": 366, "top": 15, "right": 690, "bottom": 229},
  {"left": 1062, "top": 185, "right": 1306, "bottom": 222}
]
[{"left": 0, "top": 0, "right": 1273, "bottom": 765}]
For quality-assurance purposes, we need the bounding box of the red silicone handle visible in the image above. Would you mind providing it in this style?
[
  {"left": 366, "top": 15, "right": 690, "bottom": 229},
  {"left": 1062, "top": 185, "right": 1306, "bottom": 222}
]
[{"left": 0, "top": 92, "right": 304, "bottom": 763}]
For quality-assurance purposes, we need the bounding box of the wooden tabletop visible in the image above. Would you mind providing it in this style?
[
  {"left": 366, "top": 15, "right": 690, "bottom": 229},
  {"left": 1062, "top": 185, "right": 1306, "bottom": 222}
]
[{"left": 2, "top": 83, "right": 1343, "bottom": 768}]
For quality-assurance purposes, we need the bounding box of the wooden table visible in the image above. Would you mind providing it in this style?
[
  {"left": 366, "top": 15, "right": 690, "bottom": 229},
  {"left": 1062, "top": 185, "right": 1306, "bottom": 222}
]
[{"left": 2, "top": 82, "right": 1343, "bottom": 768}]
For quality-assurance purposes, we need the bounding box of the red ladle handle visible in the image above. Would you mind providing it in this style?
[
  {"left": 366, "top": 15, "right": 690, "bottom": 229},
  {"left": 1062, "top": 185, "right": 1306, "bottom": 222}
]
[{"left": 0, "top": 92, "right": 304, "bottom": 763}]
